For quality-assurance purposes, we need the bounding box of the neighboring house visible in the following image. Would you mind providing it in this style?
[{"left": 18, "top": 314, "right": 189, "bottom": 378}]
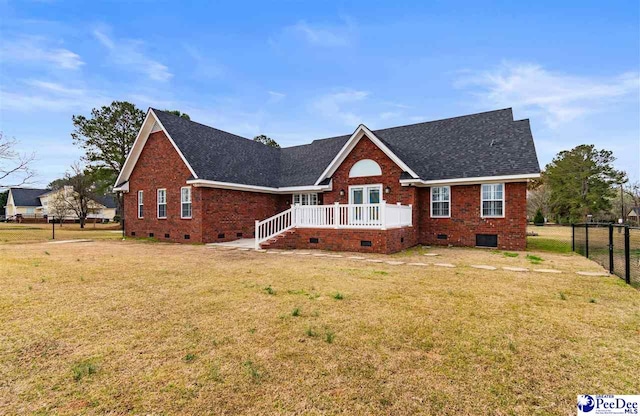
[
  {"left": 4, "top": 188, "right": 48, "bottom": 218},
  {"left": 114, "top": 108, "right": 540, "bottom": 253},
  {"left": 628, "top": 207, "right": 640, "bottom": 224},
  {"left": 4, "top": 187, "right": 117, "bottom": 222}
]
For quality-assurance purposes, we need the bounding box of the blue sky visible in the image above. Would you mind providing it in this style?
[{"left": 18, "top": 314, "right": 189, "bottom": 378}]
[{"left": 1, "top": 0, "right": 638, "bottom": 187}]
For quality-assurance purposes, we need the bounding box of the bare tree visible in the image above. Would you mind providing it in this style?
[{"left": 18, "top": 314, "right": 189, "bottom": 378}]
[
  {"left": 625, "top": 181, "right": 640, "bottom": 208},
  {"left": 62, "top": 164, "right": 96, "bottom": 228},
  {"left": 527, "top": 183, "right": 551, "bottom": 220},
  {"left": 0, "top": 132, "right": 36, "bottom": 188},
  {"left": 48, "top": 190, "right": 72, "bottom": 227}
]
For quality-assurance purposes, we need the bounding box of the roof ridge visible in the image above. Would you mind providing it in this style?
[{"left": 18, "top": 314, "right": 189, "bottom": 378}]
[
  {"left": 371, "top": 108, "right": 514, "bottom": 134},
  {"left": 9, "top": 187, "right": 50, "bottom": 191},
  {"left": 152, "top": 108, "right": 279, "bottom": 150}
]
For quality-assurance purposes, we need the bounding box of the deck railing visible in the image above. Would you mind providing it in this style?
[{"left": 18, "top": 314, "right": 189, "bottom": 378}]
[{"left": 255, "top": 202, "right": 412, "bottom": 249}]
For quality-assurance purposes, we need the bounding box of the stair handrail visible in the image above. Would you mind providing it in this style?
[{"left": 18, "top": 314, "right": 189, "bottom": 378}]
[{"left": 255, "top": 207, "right": 294, "bottom": 249}]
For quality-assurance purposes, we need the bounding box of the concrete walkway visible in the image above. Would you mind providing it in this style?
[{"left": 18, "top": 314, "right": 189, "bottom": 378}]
[
  {"left": 206, "top": 238, "right": 255, "bottom": 249},
  {"left": 204, "top": 245, "right": 609, "bottom": 276}
]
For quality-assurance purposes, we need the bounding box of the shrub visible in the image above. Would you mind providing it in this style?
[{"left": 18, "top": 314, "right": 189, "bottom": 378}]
[
  {"left": 325, "top": 330, "right": 335, "bottom": 344},
  {"left": 243, "top": 360, "right": 262, "bottom": 382},
  {"left": 72, "top": 359, "right": 98, "bottom": 381},
  {"left": 333, "top": 292, "right": 344, "bottom": 300},
  {"left": 533, "top": 209, "right": 545, "bottom": 226}
]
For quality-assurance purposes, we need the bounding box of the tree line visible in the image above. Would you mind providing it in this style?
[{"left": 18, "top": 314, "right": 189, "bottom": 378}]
[{"left": 528, "top": 144, "right": 638, "bottom": 224}]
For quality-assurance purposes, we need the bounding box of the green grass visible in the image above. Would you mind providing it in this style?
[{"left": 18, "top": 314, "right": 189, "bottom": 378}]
[{"left": 526, "top": 237, "right": 572, "bottom": 253}]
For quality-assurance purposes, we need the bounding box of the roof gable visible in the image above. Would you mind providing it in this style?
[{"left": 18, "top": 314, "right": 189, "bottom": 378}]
[
  {"left": 8, "top": 188, "right": 49, "bottom": 206},
  {"left": 314, "top": 124, "right": 419, "bottom": 185}
]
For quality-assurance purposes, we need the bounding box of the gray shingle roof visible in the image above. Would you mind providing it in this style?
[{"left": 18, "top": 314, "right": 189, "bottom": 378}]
[
  {"left": 152, "top": 107, "right": 539, "bottom": 188},
  {"left": 9, "top": 188, "right": 49, "bottom": 206},
  {"left": 94, "top": 195, "right": 117, "bottom": 209}
]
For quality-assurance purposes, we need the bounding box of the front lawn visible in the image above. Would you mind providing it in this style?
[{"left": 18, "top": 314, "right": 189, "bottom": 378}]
[{"left": 0, "top": 241, "right": 638, "bottom": 414}]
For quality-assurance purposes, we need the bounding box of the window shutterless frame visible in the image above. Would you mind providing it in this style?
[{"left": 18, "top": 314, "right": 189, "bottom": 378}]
[
  {"left": 181, "top": 186, "right": 192, "bottom": 219},
  {"left": 137, "top": 190, "right": 144, "bottom": 219},
  {"left": 292, "top": 193, "right": 319, "bottom": 206},
  {"left": 480, "top": 183, "right": 505, "bottom": 218},
  {"left": 430, "top": 186, "right": 451, "bottom": 218},
  {"left": 157, "top": 188, "right": 167, "bottom": 219}
]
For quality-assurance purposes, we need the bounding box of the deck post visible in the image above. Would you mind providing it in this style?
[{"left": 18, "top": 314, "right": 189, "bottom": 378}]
[
  {"left": 380, "top": 203, "right": 387, "bottom": 230},
  {"left": 409, "top": 204, "right": 413, "bottom": 226},
  {"left": 334, "top": 202, "right": 340, "bottom": 229}
]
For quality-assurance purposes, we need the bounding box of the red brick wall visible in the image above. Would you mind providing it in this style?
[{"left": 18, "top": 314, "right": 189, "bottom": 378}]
[
  {"left": 263, "top": 227, "right": 416, "bottom": 254},
  {"left": 125, "top": 131, "right": 290, "bottom": 243},
  {"left": 201, "top": 189, "right": 289, "bottom": 242},
  {"left": 125, "top": 131, "right": 202, "bottom": 242},
  {"left": 417, "top": 182, "right": 527, "bottom": 250},
  {"left": 323, "top": 136, "right": 417, "bottom": 206},
  {"left": 322, "top": 135, "right": 419, "bottom": 245}
]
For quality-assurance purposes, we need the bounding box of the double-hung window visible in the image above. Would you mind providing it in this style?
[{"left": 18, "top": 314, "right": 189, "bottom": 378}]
[
  {"left": 181, "top": 187, "right": 192, "bottom": 219},
  {"left": 138, "top": 191, "right": 144, "bottom": 218},
  {"left": 157, "top": 189, "right": 167, "bottom": 219},
  {"left": 481, "top": 183, "right": 505, "bottom": 217},
  {"left": 431, "top": 186, "right": 450, "bottom": 218}
]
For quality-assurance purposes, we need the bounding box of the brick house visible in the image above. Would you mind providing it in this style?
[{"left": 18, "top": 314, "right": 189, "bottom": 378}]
[{"left": 114, "top": 108, "right": 540, "bottom": 253}]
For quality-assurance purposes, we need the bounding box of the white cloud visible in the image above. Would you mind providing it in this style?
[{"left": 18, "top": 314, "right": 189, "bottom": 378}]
[
  {"left": 0, "top": 36, "right": 84, "bottom": 69},
  {"left": 0, "top": 79, "right": 108, "bottom": 112},
  {"left": 289, "top": 20, "right": 350, "bottom": 47},
  {"left": 311, "top": 89, "right": 369, "bottom": 126},
  {"left": 456, "top": 62, "right": 639, "bottom": 127},
  {"left": 267, "top": 91, "right": 286, "bottom": 103},
  {"left": 379, "top": 111, "right": 400, "bottom": 121},
  {"left": 183, "top": 45, "right": 225, "bottom": 79},
  {"left": 24, "top": 80, "right": 84, "bottom": 95},
  {"left": 93, "top": 28, "right": 172, "bottom": 82},
  {"left": 272, "top": 17, "right": 356, "bottom": 49}
]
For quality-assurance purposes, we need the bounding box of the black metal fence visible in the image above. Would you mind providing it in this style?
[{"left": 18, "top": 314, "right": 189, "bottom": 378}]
[{"left": 573, "top": 223, "right": 640, "bottom": 288}]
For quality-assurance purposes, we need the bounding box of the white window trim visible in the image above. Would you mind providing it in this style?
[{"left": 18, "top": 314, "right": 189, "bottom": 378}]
[
  {"left": 430, "top": 186, "right": 451, "bottom": 218},
  {"left": 157, "top": 188, "right": 167, "bottom": 219},
  {"left": 292, "top": 193, "right": 319, "bottom": 206},
  {"left": 137, "top": 190, "right": 144, "bottom": 219},
  {"left": 181, "top": 186, "right": 192, "bottom": 219},
  {"left": 480, "top": 183, "right": 505, "bottom": 218},
  {"left": 348, "top": 184, "right": 383, "bottom": 204},
  {"left": 349, "top": 159, "right": 382, "bottom": 178}
]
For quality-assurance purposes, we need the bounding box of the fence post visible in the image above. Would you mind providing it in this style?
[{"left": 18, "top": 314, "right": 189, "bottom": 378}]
[
  {"left": 52, "top": 216, "right": 55, "bottom": 240},
  {"left": 624, "top": 226, "right": 630, "bottom": 284},
  {"left": 572, "top": 224, "right": 575, "bottom": 252},
  {"left": 585, "top": 223, "right": 589, "bottom": 258},
  {"left": 608, "top": 224, "right": 614, "bottom": 274}
]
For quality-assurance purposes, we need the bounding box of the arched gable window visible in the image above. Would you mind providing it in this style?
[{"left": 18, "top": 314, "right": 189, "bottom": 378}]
[{"left": 349, "top": 159, "right": 382, "bottom": 178}]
